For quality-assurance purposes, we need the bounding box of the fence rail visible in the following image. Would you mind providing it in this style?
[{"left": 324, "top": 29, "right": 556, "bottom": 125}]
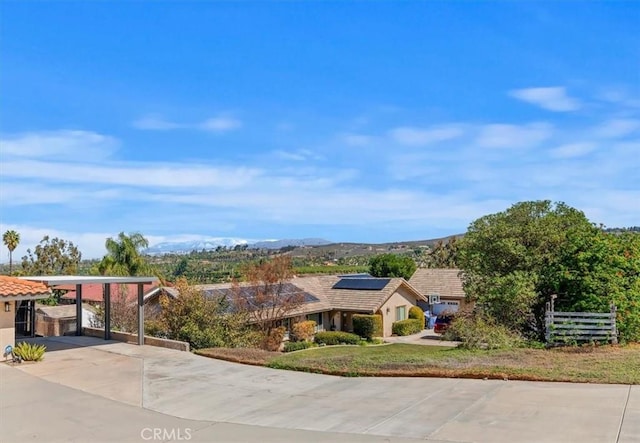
[{"left": 545, "top": 303, "right": 617, "bottom": 345}]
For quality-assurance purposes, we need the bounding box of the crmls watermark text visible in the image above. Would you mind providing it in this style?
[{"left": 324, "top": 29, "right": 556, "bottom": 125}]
[{"left": 140, "top": 428, "right": 192, "bottom": 441}]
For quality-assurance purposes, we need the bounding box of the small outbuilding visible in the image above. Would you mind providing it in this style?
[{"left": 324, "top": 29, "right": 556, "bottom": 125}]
[{"left": 35, "top": 304, "right": 97, "bottom": 337}]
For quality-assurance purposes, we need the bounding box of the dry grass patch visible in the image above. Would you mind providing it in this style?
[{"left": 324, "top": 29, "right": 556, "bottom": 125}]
[
  {"left": 196, "top": 347, "right": 280, "bottom": 366},
  {"left": 195, "top": 343, "right": 640, "bottom": 384},
  {"left": 268, "top": 343, "right": 640, "bottom": 384}
]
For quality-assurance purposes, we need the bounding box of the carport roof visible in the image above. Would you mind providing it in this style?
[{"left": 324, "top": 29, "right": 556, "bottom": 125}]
[{"left": 19, "top": 276, "right": 159, "bottom": 285}]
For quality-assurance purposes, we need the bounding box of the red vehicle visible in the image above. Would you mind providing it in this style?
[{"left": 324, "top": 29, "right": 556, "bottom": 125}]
[{"left": 434, "top": 315, "right": 454, "bottom": 334}]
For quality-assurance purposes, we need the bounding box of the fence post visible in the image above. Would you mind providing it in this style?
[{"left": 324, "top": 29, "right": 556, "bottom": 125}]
[
  {"left": 544, "top": 301, "right": 551, "bottom": 344},
  {"left": 610, "top": 304, "right": 618, "bottom": 345}
]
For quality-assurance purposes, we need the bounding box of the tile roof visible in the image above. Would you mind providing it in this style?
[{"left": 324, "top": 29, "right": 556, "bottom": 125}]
[
  {"left": 192, "top": 281, "right": 332, "bottom": 316},
  {"left": 293, "top": 275, "right": 426, "bottom": 313},
  {"left": 0, "top": 275, "right": 51, "bottom": 299},
  {"left": 408, "top": 268, "right": 465, "bottom": 298},
  {"left": 187, "top": 276, "right": 426, "bottom": 317}
]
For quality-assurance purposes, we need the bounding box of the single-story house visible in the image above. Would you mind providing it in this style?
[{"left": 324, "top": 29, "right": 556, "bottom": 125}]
[
  {"left": 191, "top": 275, "right": 427, "bottom": 338},
  {"left": 0, "top": 275, "right": 52, "bottom": 351},
  {"left": 408, "top": 268, "right": 469, "bottom": 312}
]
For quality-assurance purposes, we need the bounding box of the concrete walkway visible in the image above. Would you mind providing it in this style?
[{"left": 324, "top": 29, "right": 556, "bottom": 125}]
[
  {"left": 2, "top": 336, "right": 638, "bottom": 443},
  {"left": 384, "top": 328, "right": 461, "bottom": 347}
]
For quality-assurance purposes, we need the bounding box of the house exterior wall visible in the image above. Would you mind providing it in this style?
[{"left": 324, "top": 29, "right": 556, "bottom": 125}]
[
  {"left": 0, "top": 302, "right": 16, "bottom": 350},
  {"left": 379, "top": 287, "right": 421, "bottom": 337}
]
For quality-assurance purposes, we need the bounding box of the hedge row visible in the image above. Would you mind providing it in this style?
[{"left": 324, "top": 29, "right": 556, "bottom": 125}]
[
  {"left": 352, "top": 314, "right": 383, "bottom": 339},
  {"left": 392, "top": 319, "right": 423, "bottom": 336},
  {"left": 283, "top": 341, "right": 316, "bottom": 352},
  {"left": 314, "top": 331, "right": 361, "bottom": 345}
]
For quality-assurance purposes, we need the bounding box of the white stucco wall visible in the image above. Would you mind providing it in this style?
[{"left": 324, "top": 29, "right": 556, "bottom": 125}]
[{"left": 0, "top": 302, "right": 16, "bottom": 351}]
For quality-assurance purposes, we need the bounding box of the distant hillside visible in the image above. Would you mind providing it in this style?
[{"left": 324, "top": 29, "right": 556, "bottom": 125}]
[
  {"left": 250, "top": 238, "right": 332, "bottom": 249},
  {"left": 145, "top": 237, "right": 332, "bottom": 255},
  {"left": 145, "top": 238, "right": 250, "bottom": 255},
  {"left": 603, "top": 226, "right": 640, "bottom": 234},
  {"left": 286, "top": 235, "right": 463, "bottom": 260}
]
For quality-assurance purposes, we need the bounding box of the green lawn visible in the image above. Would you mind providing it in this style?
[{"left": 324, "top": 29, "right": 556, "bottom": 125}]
[{"left": 199, "top": 343, "right": 640, "bottom": 384}]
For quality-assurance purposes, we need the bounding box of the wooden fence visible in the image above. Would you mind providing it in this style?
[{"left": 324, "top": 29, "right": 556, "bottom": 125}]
[{"left": 545, "top": 303, "right": 617, "bottom": 345}]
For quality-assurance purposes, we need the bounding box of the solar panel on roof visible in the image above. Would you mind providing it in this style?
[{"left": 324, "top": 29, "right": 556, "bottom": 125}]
[{"left": 332, "top": 278, "right": 390, "bottom": 291}]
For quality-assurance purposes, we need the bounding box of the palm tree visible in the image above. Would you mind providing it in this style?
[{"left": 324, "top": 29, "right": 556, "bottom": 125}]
[
  {"left": 3, "top": 230, "right": 20, "bottom": 275},
  {"left": 98, "top": 232, "right": 150, "bottom": 276}
]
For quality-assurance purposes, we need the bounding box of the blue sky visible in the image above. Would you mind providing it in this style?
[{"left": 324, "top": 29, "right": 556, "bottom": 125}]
[{"left": 1, "top": 2, "right": 639, "bottom": 259}]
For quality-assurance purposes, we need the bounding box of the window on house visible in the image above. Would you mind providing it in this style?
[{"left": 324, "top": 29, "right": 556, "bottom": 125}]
[
  {"left": 306, "top": 313, "right": 323, "bottom": 331},
  {"left": 395, "top": 305, "right": 406, "bottom": 321}
]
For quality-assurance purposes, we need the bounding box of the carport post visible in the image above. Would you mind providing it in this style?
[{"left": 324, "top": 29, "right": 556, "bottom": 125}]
[
  {"left": 137, "top": 283, "right": 144, "bottom": 346},
  {"left": 75, "top": 284, "right": 83, "bottom": 336},
  {"left": 104, "top": 283, "right": 111, "bottom": 340}
]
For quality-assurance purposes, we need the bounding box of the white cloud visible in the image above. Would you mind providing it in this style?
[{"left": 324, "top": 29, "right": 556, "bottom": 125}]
[
  {"left": 199, "top": 116, "right": 242, "bottom": 133},
  {"left": 0, "top": 130, "right": 118, "bottom": 161},
  {"left": 274, "top": 149, "right": 323, "bottom": 162},
  {"left": 388, "top": 125, "right": 463, "bottom": 146},
  {"left": 0, "top": 223, "right": 115, "bottom": 262},
  {"left": 594, "top": 118, "right": 640, "bottom": 138},
  {"left": 342, "top": 133, "right": 375, "bottom": 147},
  {"left": 475, "top": 123, "right": 553, "bottom": 149},
  {"left": 132, "top": 115, "right": 183, "bottom": 130},
  {"left": 510, "top": 87, "right": 581, "bottom": 112},
  {"left": 598, "top": 88, "right": 640, "bottom": 108},
  {"left": 132, "top": 114, "right": 242, "bottom": 133},
  {"left": 0, "top": 223, "right": 255, "bottom": 261},
  {"left": 1, "top": 160, "right": 260, "bottom": 189},
  {"left": 549, "top": 142, "right": 596, "bottom": 159}
]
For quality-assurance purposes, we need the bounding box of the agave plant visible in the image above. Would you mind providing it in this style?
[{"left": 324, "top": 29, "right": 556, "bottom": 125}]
[{"left": 14, "top": 342, "right": 46, "bottom": 361}]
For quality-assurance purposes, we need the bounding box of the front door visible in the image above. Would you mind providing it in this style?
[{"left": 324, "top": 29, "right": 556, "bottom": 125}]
[{"left": 15, "top": 301, "right": 35, "bottom": 337}]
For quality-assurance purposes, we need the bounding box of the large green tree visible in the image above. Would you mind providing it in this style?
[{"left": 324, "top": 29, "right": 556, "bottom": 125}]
[
  {"left": 369, "top": 253, "right": 417, "bottom": 280},
  {"left": 458, "top": 201, "right": 598, "bottom": 337},
  {"left": 458, "top": 200, "right": 640, "bottom": 342},
  {"left": 98, "top": 232, "right": 150, "bottom": 276},
  {"left": 552, "top": 230, "right": 640, "bottom": 342},
  {"left": 3, "top": 230, "right": 20, "bottom": 275},
  {"left": 21, "top": 235, "right": 82, "bottom": 275}
]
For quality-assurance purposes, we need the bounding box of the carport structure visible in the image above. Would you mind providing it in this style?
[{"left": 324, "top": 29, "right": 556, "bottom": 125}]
[{"left": 19, "top": 276, "right": 159, "bottom": 345}]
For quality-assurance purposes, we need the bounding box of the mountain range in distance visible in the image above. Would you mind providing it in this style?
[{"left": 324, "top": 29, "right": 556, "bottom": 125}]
[
  {"left": 144, "top": 235, "right": 464, "bottom": 256},
  {"left": 145, "top": 238, "right": 333, "bottom": 255}
]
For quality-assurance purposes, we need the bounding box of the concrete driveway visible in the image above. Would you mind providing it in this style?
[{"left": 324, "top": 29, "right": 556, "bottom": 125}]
[
  {"left": 2, "top": 336, "right": 638, "bottom": 443},
  {"left": 384, "top": 328, "right": 460, "bottom": 346}
]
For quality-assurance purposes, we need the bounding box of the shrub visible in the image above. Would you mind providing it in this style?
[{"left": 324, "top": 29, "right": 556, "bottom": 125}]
[
  {"left": 283, "top": 341, "right": 316, "bottom": 352},
  {"left": 291, "top": 320, "right": 316, "bottom": 342},
  {"left": 392, "top": 319, "right": 423, "bottom": 336},
  {"left": 159, "top": 279, "right": 257, "bottom": 350},
  {"left": 443, "top": 314, "right": 524, "bottom": 350},
  {"left": 262, "top": 326, "right": 287, "bottom": 351},
  {"left": 144, "top": 320, "right": 166, "bottom": 338},
  {"left": 13, "top": 342, "right": 46, "bottom": 361},
  {"left": 352, "top": 314, "right": 383, "bottom": 339},
  {"left": 314, "top": 331, "right": 361, "bottom": 345},
  {"left": 408, "top": 306, "right": 424, "bottom": 321}
]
